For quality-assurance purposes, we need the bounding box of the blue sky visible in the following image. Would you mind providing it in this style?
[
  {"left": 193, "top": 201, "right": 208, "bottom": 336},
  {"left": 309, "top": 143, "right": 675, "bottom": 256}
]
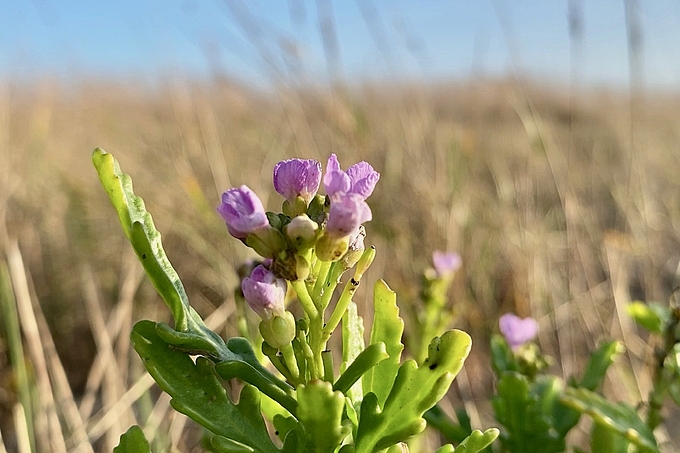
[{"left": 2, "top": 0, "right": 680, "bottom": 88}]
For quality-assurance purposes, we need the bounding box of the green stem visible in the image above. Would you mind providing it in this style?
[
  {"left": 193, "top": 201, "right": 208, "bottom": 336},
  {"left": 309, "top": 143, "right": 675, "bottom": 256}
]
[
  {"left": 646, "top": 301, "right": 680, "bottom": 430},
  {"left": 291, "top": 279, "right": 318, "bottom": 319},
  {"left": 323, "top": 277, "right": 360, "bottom": 342},
  {"left": 319, "top": 263, "right": 344, "bottom": 310},
  {"left": 313, "top": 261, "right": 332, "bottom": 300},
  {"left": 280, "top": 343, "right": 300, "bottom": 383}
]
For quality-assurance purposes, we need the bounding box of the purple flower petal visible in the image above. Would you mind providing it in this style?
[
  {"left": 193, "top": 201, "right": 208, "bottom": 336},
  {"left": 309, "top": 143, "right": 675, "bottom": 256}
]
[
  {"left": 323, "top": 154, "right": 379, "bottom": 200},
  {"left": 499, "top": 313, "right": 539, "bottom": 349},
  {"left": 326, "top": 193, "right": 372, "bottom": 237},
  {"left": 432, "top": 251, "right": 462, "bottom": 278},
  {"left": 241, "top": 264, "right": 287, "bottom": 320},
  {"left": 217, "top": 185, "right": 269, "bottom": 239},
  {"left": 346, "top": 161, "right": 380, "bottom": 199},
  {"left": 273, "top": 158, "right": 322, "bottom": 204}
]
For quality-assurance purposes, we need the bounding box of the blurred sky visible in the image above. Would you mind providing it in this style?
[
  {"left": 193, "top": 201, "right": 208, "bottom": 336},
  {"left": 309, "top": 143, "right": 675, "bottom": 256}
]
[{"left": 2, "top": 0, "right": 680, "bottom": 89}]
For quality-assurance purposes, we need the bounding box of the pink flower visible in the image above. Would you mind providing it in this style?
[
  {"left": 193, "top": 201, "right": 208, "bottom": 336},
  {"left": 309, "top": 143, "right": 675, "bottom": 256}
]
[
  {"left": 499, "top": 313, "right": 538, "bottom": 349},
  {"left": 241, "top": 265, "right": 287, "bottom": 320},
  {"left": 217, "top": 185, "right": 269, "bottom": 239},
  {"left": 323, "top": 154, "right": 380, "bottom": 200},
  {"left": 325, "top": 193, "right": 372, "bottom": 237},
  {"left": 273, "top": 158, "right": 322, "bottom": 204},
  {"left": 432, "top": 251, "right": 462, "bottom": 278}
]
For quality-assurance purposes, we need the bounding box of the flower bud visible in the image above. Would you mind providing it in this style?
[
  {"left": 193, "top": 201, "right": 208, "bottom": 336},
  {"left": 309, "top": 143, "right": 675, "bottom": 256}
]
[
  {"left": 217, "top": 185, "right": 269, "bottom": 239},
  {"left": 241, "top": 265, "right": 287, "bottom": 320},
  {"left": 315, "top": 232, "right": 350, "bottom": 262},
  {"left": 285, "top": 214, "right": 319, "bottom": 251},
  {"left": 245, "top": 227, "right": 287, "bottom": 259},
  {"left": 259, "top": 311, "right": 297, "bottom": 348}
]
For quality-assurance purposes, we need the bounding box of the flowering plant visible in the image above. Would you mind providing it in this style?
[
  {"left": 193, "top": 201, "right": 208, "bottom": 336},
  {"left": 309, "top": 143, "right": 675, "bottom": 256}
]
[{"left": 93, "top": 149, "right": 498, "bottom": 453}]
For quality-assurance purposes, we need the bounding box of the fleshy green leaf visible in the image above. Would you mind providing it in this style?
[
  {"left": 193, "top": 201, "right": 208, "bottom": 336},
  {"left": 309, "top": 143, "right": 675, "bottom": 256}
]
[
  {"left": 210, "top": 436, "right": 255, "bottom": 453},
  {"left": 492, "top": 373, "right": 565, "bottom": 453},
  {"left": 363, "top": 280, "right": 404, "bottom": 405},
  {"left": 130, "top": 320, "right": 280, "bottom": 453},
  {"left": 94, "top": 150, "right": 295, "bottom": 412},
  {"left": 342, "top": 301, "right": 366, "bottom": 403},
  {"left": 490, "top": 334, "right": 517, "bottom": 375},
  {"left": 627, "top": 301, "right": 669, "bottom": 333},
  {"left": 113, "top": 425, "right": 150, "bottom": 453},
  {"left": 590, "top": 421, "right": 630, "bottom": 453},
  {"left": 561, "top": 387, "right": 658, "bottom": 453},
  {"left": 354, "top": 330, "right": 471, "bottom": 453},
  {"left": 578, "top": 340, "right": 623, "bottom": 391},
  {"left": 452, "top": 429, "right": 500, "bottom": 453},
  {"left": 424, "top": 405, "right": 470, "bottom": 444},
  {"left": 93, "top": 148, "right": 192, "bottom": 331},
  {"left": 296, "top": 381, "right": 351, "bottom": 452},
  {"left": 214, "top": 338, "right": 297, "bottom": 416},
  {"left": 334, "top": 342, "right": 388, "bottom": 394}
]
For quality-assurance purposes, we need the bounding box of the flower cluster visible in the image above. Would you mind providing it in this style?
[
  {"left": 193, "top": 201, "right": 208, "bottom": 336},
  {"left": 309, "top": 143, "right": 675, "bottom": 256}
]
[{"left": 217, "top": 154, "right": 379, "bottom": 325}]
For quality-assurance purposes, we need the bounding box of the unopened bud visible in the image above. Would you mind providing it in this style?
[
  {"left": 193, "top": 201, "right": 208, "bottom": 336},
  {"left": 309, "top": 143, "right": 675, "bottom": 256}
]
[
  {"left": 259, "top": 311, "right": 297, "bottom": 348},
  {"left": 315, "top": 232, "right": 350, "bottom": 262},
  {"left": 245, "top": 226, "right": 287, "bottom": 259},
  {"left": 282, "top": 196, "right": 309, "bottom": 218},
  {"left": 284, "top": 214, "right": 319, "bottom": 251}
]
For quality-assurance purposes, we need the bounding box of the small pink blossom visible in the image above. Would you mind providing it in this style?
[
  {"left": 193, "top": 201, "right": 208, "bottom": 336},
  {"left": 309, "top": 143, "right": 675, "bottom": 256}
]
[{"left": 499, "top": 313, "right": 538, "bottom": 349}]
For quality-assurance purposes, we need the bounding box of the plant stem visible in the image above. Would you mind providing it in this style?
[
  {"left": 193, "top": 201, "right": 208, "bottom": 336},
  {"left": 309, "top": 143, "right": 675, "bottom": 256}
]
[
  {"left": 292, "top": 279, "right": 318, "bottom": 319},
  {"left": 646, "top": 293, "right": 680, "bottom": 430}
]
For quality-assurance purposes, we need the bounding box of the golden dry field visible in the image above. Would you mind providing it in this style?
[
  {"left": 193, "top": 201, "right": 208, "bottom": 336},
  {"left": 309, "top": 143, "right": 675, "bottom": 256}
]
[{"left": 1, "top": 77, "right": 680, "bottom": 451}]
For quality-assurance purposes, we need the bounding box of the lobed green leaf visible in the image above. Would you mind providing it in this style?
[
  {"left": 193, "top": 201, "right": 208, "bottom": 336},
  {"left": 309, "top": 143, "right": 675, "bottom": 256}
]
[
  {"left": 363, "top": 280, "right": 404, "bottom": 406},
  {"left": 561, "top": 387, "right": 658, "bottom": 453},
  {"left": 131, "top": 321, "right": 280, "bottom": 453},
  {"left": 354, "top": 330, "right": 471, "bottom": 453},
  {"left": 113, "top": 425, "right": 150, "bottom": 453}
]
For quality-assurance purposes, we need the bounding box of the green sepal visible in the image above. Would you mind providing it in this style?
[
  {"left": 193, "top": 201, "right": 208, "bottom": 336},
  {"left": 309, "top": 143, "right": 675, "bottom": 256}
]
[
  {"left": 130, "top": 320, "right": 280, "bottom": 453},
  {"left": 363, "top": 280, "right": 404, "bottom": 406},
  {"left": 561, "top": 387, "right": 659, "bottom": 453},
  {"left": 354, "top": 330, "right": 471, "bottom": 453},
  {"left": 296, "top": 381, "right": 351, "bottom": 452},
  {"left": 267, "top": 211, "right": 291, "bottom": 231},
  {"left": 93, "top": 148, "right": 198, "bottom": 332},
  {"left": 334, "top": 342, "right": 388, "bottom": 394},
  {"left": 627, "top": 301, "right": 669, "bottom": 333},
  {"left": 113, "top": 425, "right": 150, "bottom": 453},
  {"left": 450, "top": 428, "right": 499, "bottom": 453}
]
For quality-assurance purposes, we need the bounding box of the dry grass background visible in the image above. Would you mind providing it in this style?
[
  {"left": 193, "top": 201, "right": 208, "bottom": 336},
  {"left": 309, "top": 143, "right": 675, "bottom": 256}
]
[{"left": 1, "top": 76, "right": 680, "bottom": 451}]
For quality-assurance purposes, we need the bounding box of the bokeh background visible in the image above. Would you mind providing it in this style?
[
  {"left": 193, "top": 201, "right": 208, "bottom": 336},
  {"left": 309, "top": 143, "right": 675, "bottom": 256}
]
[{"left": 1, "top": 1, "right": 680, "bottom": 451}]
